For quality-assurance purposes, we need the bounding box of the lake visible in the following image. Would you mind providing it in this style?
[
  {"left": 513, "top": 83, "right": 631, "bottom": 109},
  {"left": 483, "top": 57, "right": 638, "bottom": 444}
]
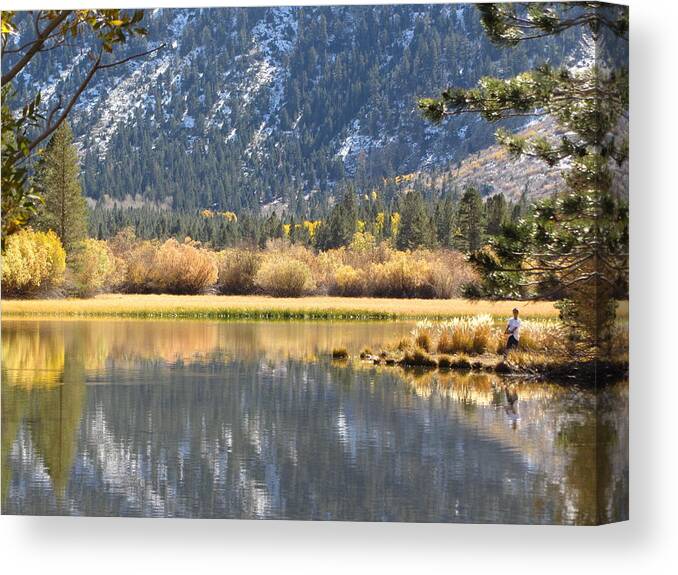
[{"left": 1, "top": 319, "right": 628, "bottom": 524}]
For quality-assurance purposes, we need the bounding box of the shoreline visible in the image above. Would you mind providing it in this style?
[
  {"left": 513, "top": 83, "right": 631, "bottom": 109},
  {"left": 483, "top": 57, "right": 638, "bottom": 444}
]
[
  {"left": 1, "top": 293, "right": 571, "bottom": 321},
  {"left": 339, "top": 352, "right": 629, "bottom": 386}
]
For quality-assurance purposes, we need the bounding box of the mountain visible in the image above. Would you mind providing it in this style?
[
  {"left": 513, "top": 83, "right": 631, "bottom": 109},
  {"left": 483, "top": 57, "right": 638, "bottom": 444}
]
[{"left": 8, "top": 5, "right": 581, "bottom": 216}]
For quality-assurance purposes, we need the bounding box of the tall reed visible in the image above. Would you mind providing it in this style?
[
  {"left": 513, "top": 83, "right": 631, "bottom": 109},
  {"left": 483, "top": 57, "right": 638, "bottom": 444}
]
[{"left": 435, "top": 315, "right": 494, "bottom": 355}]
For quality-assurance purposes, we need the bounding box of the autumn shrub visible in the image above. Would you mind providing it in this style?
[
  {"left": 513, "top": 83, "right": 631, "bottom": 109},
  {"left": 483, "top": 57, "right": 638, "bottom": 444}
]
[
  {"left": 1, "top": 228, "right": 66, "bottom": 296},
  {"left": 149, "top": 239, "right": 218, "bottom": 294},
  {"left": 344, "top": 232, "right": 392, "bottom": 269},
  {"left": 107, "top": 226, "right": 138, "bottom": 258},
  {"left": 424, "top": 250, "right": 480, "bottom": 299},
  {"left": 68, "top": 239, "right": 117, "bottom": 297},
  {"left": 367, "top": 252, "right": 432, "bottom": 298},
  {"left": 315, "top": 249, "right": 343, "bottom": 293},
  {"left": 122, "top": 239, "right": 158, "bottom": 292},
  {"left": 217, "top": 248, "right": 261, "bottom": 294},
  {"left": 330, "top": 264, "right": 365, "bottom": 296},
  {"left": 264, "top": 239, "right": 324, "bottom": 291},
  {"left": 254, "top": 256, "right": 315, "bottom": 297}
]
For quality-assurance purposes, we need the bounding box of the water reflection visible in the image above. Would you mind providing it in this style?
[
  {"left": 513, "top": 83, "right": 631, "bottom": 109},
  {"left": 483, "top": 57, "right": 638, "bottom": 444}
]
[{"left": 1, "top": 319, "right": 628, "bottom": 524}]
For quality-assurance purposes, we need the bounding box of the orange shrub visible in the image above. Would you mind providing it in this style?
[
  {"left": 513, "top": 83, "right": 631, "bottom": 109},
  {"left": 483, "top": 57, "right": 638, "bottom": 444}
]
[
  {"left": 217, "top": 248, "right": 261, "bottom": 294},
  {"left": 330, "top": 264, "right": 365, "bottom": 296},
  {"left": 367, "top": 252, "right": 432, "bottom": 298},
  {"left": 255, "top": 256, "right": 315, "bottom": 297},
  {"left": 149, "top": 239, "right": 218, "bottom": 294},
  {"left": 123, "top": 240, "right": 158, "bottom": 292}
]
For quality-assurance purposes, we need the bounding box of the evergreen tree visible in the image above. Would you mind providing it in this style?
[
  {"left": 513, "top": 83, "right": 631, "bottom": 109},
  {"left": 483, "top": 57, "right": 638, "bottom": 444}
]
[
  {"left": 419, "top": 2, "right": 628, "bottom": 351},
  {"left": 34, "top": 121, "right": 88, "bottom": 252},
  {"left": 315, "top": 190, "right": 357, "bottom": 250},
  {"left": 485, "top": 193, "right": 508, "bottom": 236},
  {"left": 454, "top": 187, "right": 484, "bottom": 252},
  {"left": 433, "top": 195, "right": 455, "bottom": 247},
  {"left": 396, "top": 190, "right": 434, "bottom": 250}
]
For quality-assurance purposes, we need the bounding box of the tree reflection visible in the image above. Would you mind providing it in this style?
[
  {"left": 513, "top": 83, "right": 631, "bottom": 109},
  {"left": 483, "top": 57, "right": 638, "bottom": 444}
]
[
  {"left": 2, "top": 322, "right": 87, "bottom": 503},
  {"left": 2, "top": 320, "right": 628, "bottom": 523}
]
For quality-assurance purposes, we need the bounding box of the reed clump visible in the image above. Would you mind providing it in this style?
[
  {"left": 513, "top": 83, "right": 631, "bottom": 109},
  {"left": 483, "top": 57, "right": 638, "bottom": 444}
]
[
  {"left": 434, "top": 315, "right": 494, "bottom": 355},
  {"left": 332, "top": 347, "right": 349, "bottom": 360},
  {"left": 415, "top": 330, "right": 432, "bottom": 352},
  {"left": 449, "top": 354, "right": 473, "bottom": 369},
  {"left": 401, "top": 348, "right": 437, "bottom": 368},
  {"left": 493, "top": 320, "right": 563, "bottom": 354}
]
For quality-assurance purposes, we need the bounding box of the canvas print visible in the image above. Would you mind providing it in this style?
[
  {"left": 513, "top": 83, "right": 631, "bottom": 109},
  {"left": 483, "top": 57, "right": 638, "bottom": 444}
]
[{"left": 1, "top": 3, "right": 628, "bottom": 524}]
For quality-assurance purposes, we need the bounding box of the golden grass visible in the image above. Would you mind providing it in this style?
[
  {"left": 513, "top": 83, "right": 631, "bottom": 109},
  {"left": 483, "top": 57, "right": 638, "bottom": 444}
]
[{"left": 0, "top": 294, "right": 569, "bottom": 320}]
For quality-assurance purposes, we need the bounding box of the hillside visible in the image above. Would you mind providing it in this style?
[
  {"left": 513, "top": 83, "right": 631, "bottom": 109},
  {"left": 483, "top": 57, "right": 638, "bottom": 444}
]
[
  {"left": 6, "top": 5, "right": 582, "bottom": 216},
  {"left": 375, "top": 118, "right": 565, "bottom": 204}
]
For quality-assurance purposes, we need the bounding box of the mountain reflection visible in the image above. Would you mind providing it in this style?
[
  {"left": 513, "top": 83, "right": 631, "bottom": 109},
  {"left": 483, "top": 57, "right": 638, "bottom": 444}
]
[{"left": 1, "top": 319, "right": 628, "bottom": 524}]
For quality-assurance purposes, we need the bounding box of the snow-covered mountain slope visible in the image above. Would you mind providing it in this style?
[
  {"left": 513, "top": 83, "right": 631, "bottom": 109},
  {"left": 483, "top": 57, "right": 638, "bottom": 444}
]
[{"left": 6, "top": 5, "right": 580, "bottom": 214}]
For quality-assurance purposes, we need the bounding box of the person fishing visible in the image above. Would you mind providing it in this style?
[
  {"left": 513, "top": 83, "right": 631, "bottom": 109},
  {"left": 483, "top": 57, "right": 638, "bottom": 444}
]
[{"left": 504, "top": 307, "right": 521, "bottom": 358}]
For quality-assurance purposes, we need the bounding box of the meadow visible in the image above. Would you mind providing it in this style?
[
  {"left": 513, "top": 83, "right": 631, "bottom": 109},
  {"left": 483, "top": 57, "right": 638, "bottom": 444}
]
[{"left": 1, "top": 294, "right": 565, "bottom": 321}]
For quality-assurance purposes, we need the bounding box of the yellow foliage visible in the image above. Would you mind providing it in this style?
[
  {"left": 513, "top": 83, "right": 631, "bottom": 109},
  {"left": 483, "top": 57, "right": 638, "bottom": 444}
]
[
  {"left": 349, "top": 231, "right": 376, "bottom": 253},
  {"left": 303, "top": 220, "right": 321, "bottom": 239},
  {"left": 368, "top": 252, "right": 431, "bottom": 297},
  {"left": 1, "top": 228, "right": 66, "bottom": 296},
  {"left": 69, "top": 239, "right": 117, "bottom": 297},
  {"left": 390, "top": 212, "right": 401, "bottom": 239},
  {"left": 255, "top": 256, "right": 315, "bottom": 297},
  {"left": 375, "top": 212, "right": 385, "bottom": 235},
  {"left": 331, "top": 265, "right": 365, "bottom": 297},
  {"left": 393, "top": 173, "right": 415, "bottom": 185},
  {"left": 221, "top": 211, "right": 238, "bottom": 222},
  {"left": 435, "top": 315, "right": 495, "bottom": 355}
]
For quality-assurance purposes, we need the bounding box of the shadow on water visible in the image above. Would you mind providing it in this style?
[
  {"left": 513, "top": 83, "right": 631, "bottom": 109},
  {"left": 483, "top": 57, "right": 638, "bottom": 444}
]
[{"left": 1, "top": 319, "right": 628, "bottom": 524}]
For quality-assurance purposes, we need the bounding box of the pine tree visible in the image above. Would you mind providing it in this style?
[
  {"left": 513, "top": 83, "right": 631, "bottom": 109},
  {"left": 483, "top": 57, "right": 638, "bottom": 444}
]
[
  {"left": 485, "top": 193, "right": 508, "bottom": 236},
  {"left": 315, "top": 190, "right": 357, "bottom": 250},
  {"left": 396, "top": 190, "right": 433, "bottom": 250},
  {"left": 433, "top": 195, "right": 455, "bottom": 247},
  {"left": 419, "top": 3, "right": 628, "bottom": 351},
  {"left": 34, "top": 121, "right": 88, "bottom": 253},
  {"left": 455, "top": 187, "right": 484, "bottom": 252}
]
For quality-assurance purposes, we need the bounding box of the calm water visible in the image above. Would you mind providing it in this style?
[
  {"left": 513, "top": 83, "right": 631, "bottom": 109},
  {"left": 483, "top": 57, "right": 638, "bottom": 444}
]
[{"left": 1, "top": 319, "right": 628, "bottom": 524}]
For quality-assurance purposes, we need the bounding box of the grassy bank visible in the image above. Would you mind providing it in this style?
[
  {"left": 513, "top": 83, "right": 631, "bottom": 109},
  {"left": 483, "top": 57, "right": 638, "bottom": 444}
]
[
  {"left": 0, "top": 294, "right": 569, "bottom": 320},
  {"left": 343, "top": 350, "right": 629, "bottom": 384},
  {"left": 340, "top": 315, "right": 629, "bottom": 383}
]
